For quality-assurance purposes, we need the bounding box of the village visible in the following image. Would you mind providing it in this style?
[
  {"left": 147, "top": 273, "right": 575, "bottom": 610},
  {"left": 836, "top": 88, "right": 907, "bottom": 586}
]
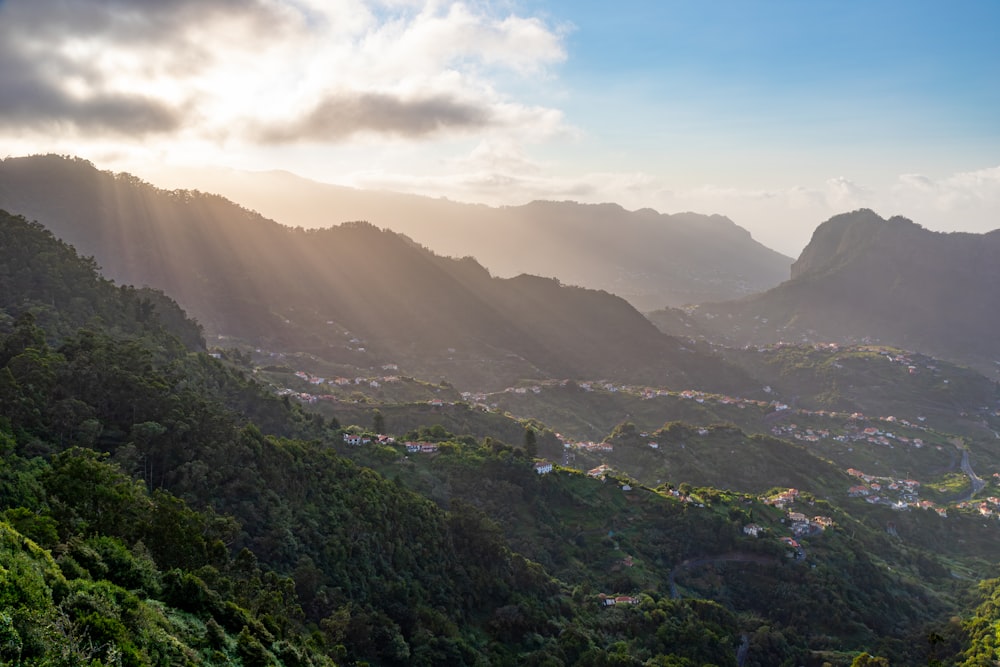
[{"left": 264, "top": 354, "right": 1000, "bottom": 525}]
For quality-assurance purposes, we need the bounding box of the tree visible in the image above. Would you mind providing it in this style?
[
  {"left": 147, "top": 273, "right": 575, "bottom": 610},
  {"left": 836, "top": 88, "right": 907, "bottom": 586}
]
[
  {"left": 372, "top": 409, "right": 385, "bottom": 434},
  {"left": 524, "top": 427, "right": 538, "bottom": 458}
]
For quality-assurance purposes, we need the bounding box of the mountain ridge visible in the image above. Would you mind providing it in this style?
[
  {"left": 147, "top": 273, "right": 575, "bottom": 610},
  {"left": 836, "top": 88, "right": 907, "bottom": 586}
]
[
  {"left": 678, "top": 209, "right": 1000, "bottom": 379},
  {"left": 139, "top": 164, "right": 793, "bottom": 310},
  {"left": 4, "top": 160, "right": 1000, "bottom": 666},
  {"left": 0, "top": 154, "right": 757, "bottom": 393}
]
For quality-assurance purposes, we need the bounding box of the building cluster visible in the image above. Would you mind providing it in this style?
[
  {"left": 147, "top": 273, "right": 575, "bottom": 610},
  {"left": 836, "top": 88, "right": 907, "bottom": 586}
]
[
  {"left": 955, "top": 497, "right": 1000, "bottom": 518},
  {"left": 404, "top": 441, "right": 441, "bottom": 454},
  {"left": 598, "top": 594, "right": 639, "bottom": 607},
  {"left": 787, "top": 511, "right": 833, "bottom": 537},
  {"left": 533, "top": 461, "right": 554, "bottom": 475},
  {"left": 295, "top": 369, "right": 402, "bottom": 388},
  {"left": 562, "top": 438, "right": 614, "bottom": 453},
  {"left": 844, "top": 468, "right": 947, "bottom": 515},
  {"left": 763, "top": 488, "right": 800, "bottom": 509},
  {"left": 343, "top": 433, "right": 395, "bottom": 446},
  {"left": 277, "top": 369, "right": 405, "bottom": 404}
]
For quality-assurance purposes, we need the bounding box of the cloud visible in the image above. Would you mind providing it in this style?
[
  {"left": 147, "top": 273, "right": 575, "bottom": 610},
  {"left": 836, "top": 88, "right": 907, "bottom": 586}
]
[
  {"left": 0, "top": 0, "right": 568, "bottom": 145},
  {"left": 0, "top": 51, "right": 182, "bottom": 134},
  {"left": 456, "top": 138, "right": 543, "bottom": 174},
  {"left": 888, "top": 166, "right": 1000, "bottom": 234},
  {"left": 346, "top": 141, "right": 658, "bottom": 209},
  {"left": 824, "top": 176, "right": 871, "bottom": 208},
  {"left": 893, "top": 166, "right": 1000, "bottom": 211},
  {"left": 254, "top": 91, "right": 492, "bottom": 142},
  {"left": 0, "top": 0, "right": 286, "bottom": 136}
]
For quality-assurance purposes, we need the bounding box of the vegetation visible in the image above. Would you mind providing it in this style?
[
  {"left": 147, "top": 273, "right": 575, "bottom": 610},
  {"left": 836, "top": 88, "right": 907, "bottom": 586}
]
[
  {"left": 4, "top": 183, "right": 1000, "bottom": 665},
  {"left": 0, "top": 205, "right": 773, "bottom": 664}
]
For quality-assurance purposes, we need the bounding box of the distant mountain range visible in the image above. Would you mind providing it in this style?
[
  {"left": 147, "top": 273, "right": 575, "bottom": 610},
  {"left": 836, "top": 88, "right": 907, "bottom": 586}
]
[
  {"left": 145, "top": 166, "right": 792, "bottom": 310},
  {"left": 0, "top": 154, "right": 755, "bottom": 392},
  {"left": 670, "top": 209, "right": 1000, "bottom": 379}
]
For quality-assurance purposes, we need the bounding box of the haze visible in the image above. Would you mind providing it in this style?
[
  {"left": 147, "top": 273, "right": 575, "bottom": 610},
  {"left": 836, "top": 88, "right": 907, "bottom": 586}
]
[{"left": 2, "top": 0, "right": 998, "bottom": 256}]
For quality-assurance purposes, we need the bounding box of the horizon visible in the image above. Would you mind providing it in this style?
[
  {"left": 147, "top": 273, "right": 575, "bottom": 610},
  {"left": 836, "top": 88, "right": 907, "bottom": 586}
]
[{"left": 1, "top": 1, "right": 998, "bottom": 256}]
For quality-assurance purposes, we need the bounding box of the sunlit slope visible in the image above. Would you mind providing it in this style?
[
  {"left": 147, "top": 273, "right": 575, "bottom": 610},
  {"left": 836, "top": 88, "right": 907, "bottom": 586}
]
[
  {"left": 147, "top": 166, "right": 793, "bottom": 310},
  {"left": 0, "top": 155, "right": 756, "bottom": 392}
]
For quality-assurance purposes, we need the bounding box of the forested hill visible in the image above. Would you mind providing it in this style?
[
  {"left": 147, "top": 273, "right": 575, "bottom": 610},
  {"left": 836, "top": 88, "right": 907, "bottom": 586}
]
[
  {"left": 141, "top": 167, "right": 793, "bottom": 311},
  {"left": 676, "top": 209, "right": 1000, "bottom": 379},
  {"left": 0, "top": 210, "right": 203, "bottom": 350},
  {"left": 0, "top": 213, "right": 565, "bottom": 664},
  {"left": 0, "top": 154, "right": 754, "bottom": 392},
  {"left": 0, "top": 166, "right": 793, "bottom": 666},
  {"left": 4, "top": 160, "right": 1000, "bottom": 666}
]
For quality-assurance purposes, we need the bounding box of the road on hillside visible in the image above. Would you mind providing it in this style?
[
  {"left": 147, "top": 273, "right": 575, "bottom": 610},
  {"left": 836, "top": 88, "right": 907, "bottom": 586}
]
[
  {"left": 736, "top": 633, "right": 750, "bottom": 667},
  {"left": 959, "top": 448, "right": 986, "bottom": 501}
]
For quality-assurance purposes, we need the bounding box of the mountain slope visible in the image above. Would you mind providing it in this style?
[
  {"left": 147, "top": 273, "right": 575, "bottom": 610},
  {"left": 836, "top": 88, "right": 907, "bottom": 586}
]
[
  {"left": 2, "top": 179, "right": 995, "bottom": 666},
  {"left": 677, "top": 209, "right": 1000, "bottom": 378},
  {"left": 140, "top": 165, "right": 793, "bottom": 309},
  {"left": 0, "top": 178, "right": 816, "bottom": 666},
  {"left": 0, "top": 209, "right": 203, "bottom": 350},
  {"left": 0, "top": 154, "right": 756, "bottom": 393}
]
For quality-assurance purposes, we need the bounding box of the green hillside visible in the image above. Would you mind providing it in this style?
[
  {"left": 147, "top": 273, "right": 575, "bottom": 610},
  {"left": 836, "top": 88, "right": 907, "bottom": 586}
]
[
  {"left": 6, "top": 190, "right": 1000, "bottom": 665},
  {"left": 0, "top": 192, "right": 791, "bottom": 665}
]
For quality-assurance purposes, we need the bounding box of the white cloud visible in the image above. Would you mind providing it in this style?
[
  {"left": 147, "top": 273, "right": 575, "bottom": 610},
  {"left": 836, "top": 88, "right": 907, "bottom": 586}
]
[
  {"left": 892, "top": 166, "right": 1000, "bottom": 212},
  {"left": 886, "top": 166, "right": 1000, "bottom": 235},
  {"left": 824, "top": 176, "right": 871, "bottom": 209},
  {"left": 0, "top": 0, "right": 569, "bottom": 149}
]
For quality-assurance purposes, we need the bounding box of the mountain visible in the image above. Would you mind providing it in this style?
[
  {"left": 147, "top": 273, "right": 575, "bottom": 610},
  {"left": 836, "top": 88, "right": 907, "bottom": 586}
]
[
  {"left": 0, "top": 210, "right": 204, "bottom": 350},
  {"left": 667, "top": 209, "right": 1000, "bottom": 379},
  {"left": 0, "top": 187, "right": 902, "bottom": 667},
  {"left": 2, "top": 204, "right": 754, "bottom": 666},
  {"left": 4, "top": 169, "right": 1000, "bottom": 665},
  {"left": 0, "top": 154, "right": 756, "bottom": 393},
  {"left": 141, "top": 165, "right": 792, "bottom": 310}
]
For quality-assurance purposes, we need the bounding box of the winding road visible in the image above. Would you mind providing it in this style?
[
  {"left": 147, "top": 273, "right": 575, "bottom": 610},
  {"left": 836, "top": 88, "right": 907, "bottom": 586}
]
[{"left": 959, "top": 447, "right": 986, "bottom": 501}]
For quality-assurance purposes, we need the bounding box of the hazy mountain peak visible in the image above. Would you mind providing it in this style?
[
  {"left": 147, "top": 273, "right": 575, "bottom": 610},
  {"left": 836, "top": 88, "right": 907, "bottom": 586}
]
[
  {"left": 115, "top": 161, "right": 793, "bottom": 310},
  {"left": 687, "top": 209, "right": 1000, "bottom": 379},
  {"left": 792, "top": 209, "right": 935, "bottom": 279}
]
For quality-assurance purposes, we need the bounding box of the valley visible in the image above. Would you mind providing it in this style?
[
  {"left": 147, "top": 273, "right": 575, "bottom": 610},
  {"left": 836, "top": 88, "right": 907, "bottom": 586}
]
[
  {"left": 1, "top": 2, "right": 997, "bottom": 665},
  {"left": 1, "top": 160, "right": 1000, "bottom": 666}
]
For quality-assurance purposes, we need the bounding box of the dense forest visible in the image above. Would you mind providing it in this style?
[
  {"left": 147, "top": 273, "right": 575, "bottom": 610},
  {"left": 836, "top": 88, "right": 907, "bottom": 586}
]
[
  {"left": 0, "top": 210, "right": 780, "bottom": 665},
  {"left": 3, "top": 205, "right": 1000, "bottom": 666}
]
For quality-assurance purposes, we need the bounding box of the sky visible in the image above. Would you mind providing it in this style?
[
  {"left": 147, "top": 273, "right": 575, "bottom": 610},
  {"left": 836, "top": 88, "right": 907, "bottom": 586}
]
[{"left": 1, "top": 0, "right": 998, "bottom": 255}]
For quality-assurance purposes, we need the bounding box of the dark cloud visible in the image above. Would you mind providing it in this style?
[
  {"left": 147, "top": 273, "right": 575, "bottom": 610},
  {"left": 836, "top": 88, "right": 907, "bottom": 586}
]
[
  {"left": 0, "top": 38, "right": 181, "bottom": 135},
  {"left": 0, "top": 71, "right": 182, "bottom": 135},
  {"left": 256, "top": 91, "right": 494, "bottom": 143},
  {"left": 0, "top": 0, "right": 280, "bottom": 136},
  {"left": 0, "top": 48, "right": 182, "bottom": 135},
  {"left": 3, "top": 0, "right": 273, "bottom": 42}
]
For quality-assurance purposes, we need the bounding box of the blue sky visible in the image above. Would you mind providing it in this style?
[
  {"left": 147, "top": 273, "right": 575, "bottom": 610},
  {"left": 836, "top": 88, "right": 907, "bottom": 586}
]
[
  {"left": 1, "top": 0, "right": 998, "bottom": 254},
  {"left": 548, "top": 0, "right": 1000, "bottom": 172}
]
